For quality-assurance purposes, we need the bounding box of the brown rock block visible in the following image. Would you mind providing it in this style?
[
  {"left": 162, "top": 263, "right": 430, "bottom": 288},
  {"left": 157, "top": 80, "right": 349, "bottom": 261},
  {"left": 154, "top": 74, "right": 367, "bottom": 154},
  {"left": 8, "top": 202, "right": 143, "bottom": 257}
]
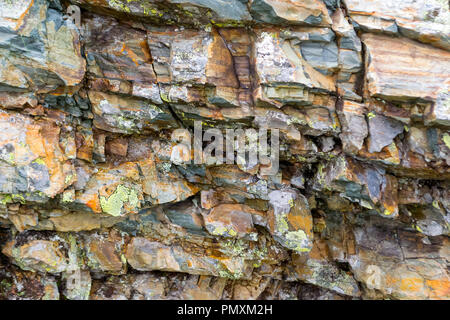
[
  {"left": 250, "top": 0, "right": 332, "bottom": 26},
  {"left": 0, "top": 0, "right": 85, "bottom": 91},
  {"left": 337, "top": 100, "right": 368, "bottom": 154},
  {"left": 255, "top": 28, "right": 336, "bottom": 93},
  {"left": 89, "top": 91, "right": 177, "bottom": 134},
  {"left": 2, "top": 239, "right": 69, "bottom": 274},
  {"left": 267, "top": 189, "right": 314, "bottom": 253},
  {"left": 84, "top": 14, "right": 157, "bottom": 85},
  {"left": 0, "top": 110, "right": 75, "bottom": 199},
  {"left": 84, "top": 234, "right": 126, "bottom": 274},
  {"left": 363, "top": 34, "right": 450, "bottom": 102},
  {"left": 350, "top": 217, "right": 450, "bottom": 299},
  {"left": 204, "top": 204, "right": 261, "bottom": 240},
  {"left": 125, "top": 237, "right": 253, "bottom": 279},
  {"left": 344, "top": 0, "right": 450, "bottom": 50}
]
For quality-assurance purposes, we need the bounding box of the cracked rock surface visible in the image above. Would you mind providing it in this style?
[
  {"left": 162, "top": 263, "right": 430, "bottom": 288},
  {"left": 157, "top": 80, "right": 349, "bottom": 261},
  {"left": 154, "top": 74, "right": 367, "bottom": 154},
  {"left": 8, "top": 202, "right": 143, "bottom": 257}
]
[{"left": 0, "top": 0, "right": 449, "bottom": 300}]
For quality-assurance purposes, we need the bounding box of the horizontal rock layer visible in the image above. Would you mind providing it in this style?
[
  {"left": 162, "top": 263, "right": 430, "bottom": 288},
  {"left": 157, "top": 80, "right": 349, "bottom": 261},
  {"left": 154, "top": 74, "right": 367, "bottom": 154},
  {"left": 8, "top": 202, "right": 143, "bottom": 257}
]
[{"left": 0, "top": 0, "right": 449, "bottom": 300}]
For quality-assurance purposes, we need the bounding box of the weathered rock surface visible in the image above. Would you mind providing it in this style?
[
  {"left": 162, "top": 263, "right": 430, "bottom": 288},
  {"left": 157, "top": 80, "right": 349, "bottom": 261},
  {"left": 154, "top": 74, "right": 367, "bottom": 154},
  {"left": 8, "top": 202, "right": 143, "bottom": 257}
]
[
  {"left": 0, "top": 0, "right": 449, "bottom": 300},
  {"left": 363, "top": 33, "right": 450, "bottom": 103},
  {"left": 344, "top": 0, "right": 450, "bottom": 50}
]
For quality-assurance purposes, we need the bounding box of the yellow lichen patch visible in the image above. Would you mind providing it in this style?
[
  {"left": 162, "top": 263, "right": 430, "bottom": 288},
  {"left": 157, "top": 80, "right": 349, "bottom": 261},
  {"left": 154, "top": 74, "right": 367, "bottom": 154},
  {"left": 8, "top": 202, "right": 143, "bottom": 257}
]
[
  {"left": 426, "top": 279, "right": 450, "bottom": 299},
  {"left": 398, "top": 277, "right": 424, "bottom": 293},
  {"left": 99, "top": 184, "right": 140, "bottom": 217}
]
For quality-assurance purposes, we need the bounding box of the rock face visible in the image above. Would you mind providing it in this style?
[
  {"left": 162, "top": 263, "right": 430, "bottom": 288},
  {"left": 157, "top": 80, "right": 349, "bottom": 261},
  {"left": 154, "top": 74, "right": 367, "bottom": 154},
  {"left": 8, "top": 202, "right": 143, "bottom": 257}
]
[{"left": 0, "top": 0, "right": 449, "bottom": 300}]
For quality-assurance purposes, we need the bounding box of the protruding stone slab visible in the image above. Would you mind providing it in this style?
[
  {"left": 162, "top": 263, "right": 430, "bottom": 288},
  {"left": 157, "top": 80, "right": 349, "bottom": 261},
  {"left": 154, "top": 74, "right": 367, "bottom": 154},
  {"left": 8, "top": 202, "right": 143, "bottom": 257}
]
[
  {"left": 250, "top": 0, "right": 332, "bottom": 26},
  {"left": 0, "top": 0, "right": 85, "bottom": 92},
  {"left": 344, "top": 0, "right": 450, "bottom": 50},
  {"left": 363, "top": 34, "right": 450, "bottom": 103}
]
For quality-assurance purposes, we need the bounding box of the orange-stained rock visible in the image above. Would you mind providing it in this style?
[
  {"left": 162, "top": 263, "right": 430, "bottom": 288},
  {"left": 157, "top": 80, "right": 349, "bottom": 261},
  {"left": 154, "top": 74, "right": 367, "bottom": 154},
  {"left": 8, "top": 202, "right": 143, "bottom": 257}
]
[
  {"left": 2, "top": 239, "right": 69, "bottom": 274},
  {"left": 1, "top": 0, "right": 449, "bottom": 302},
  {"left": 350, "top": 219, "right": 450, "bottom": 300},
  {"left": 125, "top": 237, "right": 253, "bottom": 279},
  {"left": 0, "top": 0, "right": 85, "bottom": 92},
  {"left": 267, "top": 189, "right": 314, "bottom": 253},
  {"left": 0, "top": 110, "right": 75, "bottom": 199},
  {"left": 89, "top": 91, "right": 178, "bottom": 134},
  {"left": 204, "top": 204, "right": 261, "bottom": 240},
  {"left": 84, "top": 234, "right": 126, "bottom": 274},
  {"left": 337, "top": 100, "right": 368, "bottom": 154}
]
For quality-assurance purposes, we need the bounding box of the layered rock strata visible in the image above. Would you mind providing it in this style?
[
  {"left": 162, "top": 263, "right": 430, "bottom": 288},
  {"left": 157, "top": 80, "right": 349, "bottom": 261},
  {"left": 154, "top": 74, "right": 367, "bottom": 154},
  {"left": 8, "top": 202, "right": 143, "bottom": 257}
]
[{"left": 0, "top": 0, "right": 449, "bottom": 300}]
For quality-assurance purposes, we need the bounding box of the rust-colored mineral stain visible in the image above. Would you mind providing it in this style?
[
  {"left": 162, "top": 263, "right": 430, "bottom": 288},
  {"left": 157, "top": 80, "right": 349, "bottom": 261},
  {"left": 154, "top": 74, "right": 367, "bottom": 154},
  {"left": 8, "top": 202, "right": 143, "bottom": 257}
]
[{"left": 86, "top": 196, "right": 101, "bottom": 213}]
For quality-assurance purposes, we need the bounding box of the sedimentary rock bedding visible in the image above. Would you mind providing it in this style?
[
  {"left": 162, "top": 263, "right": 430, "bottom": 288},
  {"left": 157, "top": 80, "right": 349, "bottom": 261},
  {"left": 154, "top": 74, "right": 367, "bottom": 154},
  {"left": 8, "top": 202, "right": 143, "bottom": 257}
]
[{"left": 0, "top": 0, "right": 449, "bottom": 300}]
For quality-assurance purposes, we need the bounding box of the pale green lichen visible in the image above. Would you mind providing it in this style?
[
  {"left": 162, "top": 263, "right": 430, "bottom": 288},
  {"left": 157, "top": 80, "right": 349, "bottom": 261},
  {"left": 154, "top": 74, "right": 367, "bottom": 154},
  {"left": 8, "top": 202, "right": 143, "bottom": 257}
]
[
  {"left": 64, "top": 174, "right": 73, "bottom": 184},
  {"left": 2, "top": 152, "right": 15, "bottom": 165},
  {"left": 159, "top": 162, "right": 172, "bottom": 174},
  {"left": 443, "top": 133, "right": 450, "bottom": 149},
  {"left": 220, "top": 239, "right": 247, "bottom": 256},
  {"left": 218, "top": 269, "right": 244, "bottom": 280},
  {"left": 11, "top": 194, "right": 26, "bottom": 204},
  {"left": 288, "top": 198, "right": 294, "bottom": 208},
  {"left": 62, "top": 191, "right": 74, "bottom": 203},
  {"left": 115, "top": 115, "right": 136, "bottom": 132},
  {"left": 211, "top": 225, "right": 238, "bottom": 238},
  {"left": 414, "top": 224, "right": 424, "bottom": 233},
  {"left": 284, "top": 229, "right": 311, "bottom": 253},
  {"left": 99, "top": 184, "right": 139, "bottom": 217},
  {"left": 108, "top": 0, "right": 131, "bottom": 13},
  {"left": 432, "top": 200, "right": 440, "bottom": 209},
  {"left": 275, "top": 213, "right": 289, "bottom": 234},
  {"left": 275, "top": 211, "right": 311, "bottom": 253},
  {"left": 0, "top": 194, "right": 12, "bottom": 205},
  {"left": 120, "top": 254, "right": 127, "bottom": 266},
  {"left": 32, "top": 158, "right": 46, "bottom": 165}
]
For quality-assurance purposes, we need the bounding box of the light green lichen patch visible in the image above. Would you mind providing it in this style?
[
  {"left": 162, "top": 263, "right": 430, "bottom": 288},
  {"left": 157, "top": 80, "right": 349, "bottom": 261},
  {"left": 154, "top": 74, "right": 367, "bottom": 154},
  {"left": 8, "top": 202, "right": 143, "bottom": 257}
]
[
  {"left": 218, "top": 269, "right": 244, "bottom": 280},
  {"left": 443, "top": 133, "right": 450, "bottom": 149},
  {"left": 275, "top": 213, "right": 289, "bottom": 234},
  {"left": 62, "top": 190, "right": 74, "bottom": 203},
  {"left": 64, "top": 174, "right": 74, "bottom": 184},
  {"left": 11, "top": 194, "right": 25, "bottom": 204},
  {"left": 275, "top": 211, "right": 312, "bottom": 253},
  {"left": 284, "top": 229, "right": 311, "bottom": 253},
  {"left": 210, "top": 225, "right": 238, "bottom": 238},
  {"left": 32, "top": 158, "right": 46, "bottom": 165},
  {"left": 432, "top": 200, "right": 440, "bottom": 209},
  {"left": 100, "top": 184, "right": 139, "bottom": 217},
  {"left": 220, "top": 239, "right": 247, "bottom": 256},
  {"left": 367, "top": 112, "right": 376, "bottom": 119},
  {"left": 1, "top": 151, "right": 15, "bottom": 165},
  {"left": 108, "top": 0, "right": 131, "bottom": 13},
  {"left": 414, "top": 224, "right": 424, "bottom": 233},
  {"left": 0, "top": 194, "right": 12, "bottom": 205}
]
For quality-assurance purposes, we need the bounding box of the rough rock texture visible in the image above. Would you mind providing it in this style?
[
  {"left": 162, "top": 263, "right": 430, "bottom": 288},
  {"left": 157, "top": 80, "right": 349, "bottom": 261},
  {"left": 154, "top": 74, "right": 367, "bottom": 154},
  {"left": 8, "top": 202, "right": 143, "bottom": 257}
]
[{"left": 0, "top": 0, "right": 449, "bottom": 300}]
